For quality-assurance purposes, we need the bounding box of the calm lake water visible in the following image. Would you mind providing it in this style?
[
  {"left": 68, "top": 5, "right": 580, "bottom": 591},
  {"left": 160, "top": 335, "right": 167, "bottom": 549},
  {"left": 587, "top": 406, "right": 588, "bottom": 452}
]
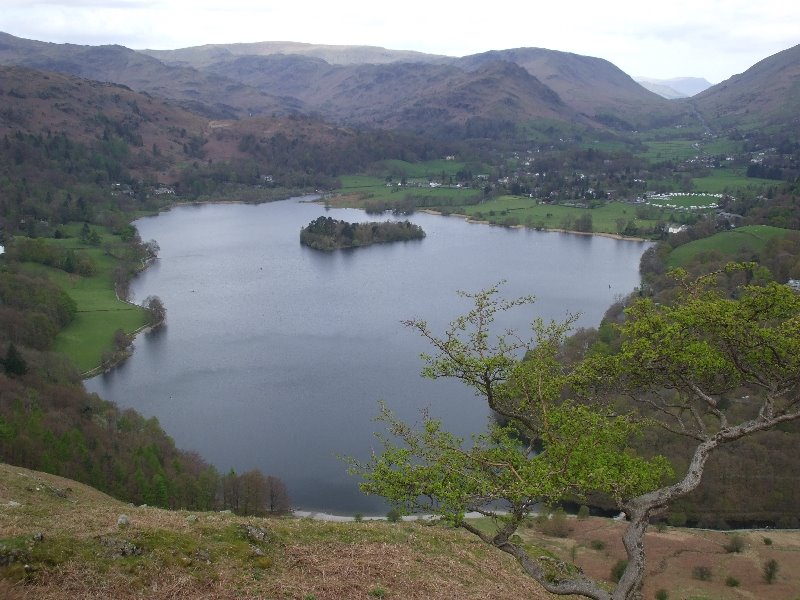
[{"left": 85, "top": 197, "right": 651, "bottom": 514}]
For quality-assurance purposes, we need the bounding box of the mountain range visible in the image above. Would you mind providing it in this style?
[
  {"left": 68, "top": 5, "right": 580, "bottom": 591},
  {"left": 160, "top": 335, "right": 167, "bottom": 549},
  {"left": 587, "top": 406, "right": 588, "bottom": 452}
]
[
  {"left": 634, "top": 77, "right": 713, "bottom": 99},
  {"left": 0, "top": 32, "right": 798, "bottom": 138}
]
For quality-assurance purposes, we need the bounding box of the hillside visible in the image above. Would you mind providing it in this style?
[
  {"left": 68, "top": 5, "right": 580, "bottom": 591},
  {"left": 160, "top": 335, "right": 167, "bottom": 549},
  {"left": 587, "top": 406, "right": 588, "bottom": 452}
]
[
  {"left": 4, "top": 463, "right": 800, "bottom": 599},
  {"left": 0, "top": 463, "right": 551, "bottom": 600},
  {"left": 0, "top": 32, "right": 300, "bottom": 119},
  {"left": 0, "top": 64, "right": 210, "bottom": 178},
  {"left": 455, "top": 48, "right": 689, "bottom": 129},
  {"left": 0, "top": 33, "right": 694, "bottom": 135},
  {"left": 693, "top": 43, "right": 800, "bottom": 133},
  {"left": 142, "top": 41, "right": 451, "bottom": 68}
]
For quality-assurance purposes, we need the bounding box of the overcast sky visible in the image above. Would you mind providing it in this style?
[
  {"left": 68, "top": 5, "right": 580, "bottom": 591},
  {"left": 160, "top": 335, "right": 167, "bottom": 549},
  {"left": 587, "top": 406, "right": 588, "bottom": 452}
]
[{"left": 2, "top": 0, "right": 798, "bottom": 83}]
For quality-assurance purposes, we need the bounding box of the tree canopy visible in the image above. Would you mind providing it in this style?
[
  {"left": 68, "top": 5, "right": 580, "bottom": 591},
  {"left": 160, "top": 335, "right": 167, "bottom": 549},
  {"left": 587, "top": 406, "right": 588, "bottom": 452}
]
[{"left": 351, "top": 270, "right": 800, "bottom": 599}]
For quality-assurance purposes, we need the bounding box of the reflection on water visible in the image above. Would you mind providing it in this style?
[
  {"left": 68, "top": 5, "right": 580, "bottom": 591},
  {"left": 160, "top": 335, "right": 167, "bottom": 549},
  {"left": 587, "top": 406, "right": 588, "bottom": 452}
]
[{"left": 86, "top": 198, "right": 650, "bottom": 515}]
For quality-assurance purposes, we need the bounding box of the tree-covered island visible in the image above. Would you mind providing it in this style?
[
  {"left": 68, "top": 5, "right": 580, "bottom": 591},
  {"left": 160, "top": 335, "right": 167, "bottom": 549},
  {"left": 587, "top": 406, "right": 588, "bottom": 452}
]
[{"left": 299, "top": 216, "right": 425, "bottom": 251}]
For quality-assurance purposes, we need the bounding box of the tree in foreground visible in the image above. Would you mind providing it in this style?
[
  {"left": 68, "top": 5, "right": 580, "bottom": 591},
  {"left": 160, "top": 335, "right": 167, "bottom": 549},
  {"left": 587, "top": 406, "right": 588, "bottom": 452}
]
[{"left": 351, "top": 269, "right": 800, "bottom": 599}]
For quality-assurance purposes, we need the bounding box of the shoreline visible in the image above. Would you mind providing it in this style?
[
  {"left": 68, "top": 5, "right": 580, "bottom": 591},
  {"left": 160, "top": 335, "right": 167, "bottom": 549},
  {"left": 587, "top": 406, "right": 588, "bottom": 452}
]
[
  {"left": 316, "top": 198, "right": 650, "bottom": 242},
  {"left": 415, "top": 208, "right": 651, "bottom": 241}
]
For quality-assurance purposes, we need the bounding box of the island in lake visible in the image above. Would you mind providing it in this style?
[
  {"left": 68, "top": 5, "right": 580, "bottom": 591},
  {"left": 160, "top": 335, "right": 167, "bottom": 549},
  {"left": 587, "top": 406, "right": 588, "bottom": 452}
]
[{"left": 300, "top": 216, "right": 425, "bottom": 251}]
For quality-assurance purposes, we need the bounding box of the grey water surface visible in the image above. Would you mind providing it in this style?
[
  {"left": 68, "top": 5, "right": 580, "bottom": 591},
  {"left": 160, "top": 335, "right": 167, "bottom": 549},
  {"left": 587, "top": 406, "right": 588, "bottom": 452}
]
[{"left": 85, "top": 197, "right": 651, "bottom": 514}]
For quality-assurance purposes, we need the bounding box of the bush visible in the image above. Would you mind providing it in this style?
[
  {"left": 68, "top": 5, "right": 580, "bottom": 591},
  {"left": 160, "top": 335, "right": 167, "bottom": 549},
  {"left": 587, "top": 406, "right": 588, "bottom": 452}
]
[
  {"left": 725, "top": 575, "right": 740, "bottom": 587},
  {"left": 692, "top": 566, "right": 712, "bottom": 581},
  {"left": 655, "top": 590, "right": 669, "bottom": 600},
  {"left": 386, "top": 508, "right": 402, "bottom": 523},
  {"left": 538, "top": 508, "right": 572, "bottom": 538},
  {"left": 368, "top": 587, "right": 386, "bottom": 598},
  {"left": 577, "top": 505, "right": 590, "bottom": 520},
  {"left": 667, "top": 512, "right": 687, "bottom": 527},
  {"left": 763, "top": 537, "right": 773, "bottom": 545},
  {"left": 589, "top": 539, "right": 606, "bottom": 551},
  {"left": 353, "top": 512, "right": 363, "bottom": 522},
  {"left": 763, "top": 559, "right": 779, "bottom": 584},
  {"left": 610, "top": 559, "right": 628, "bottom": 583},
  {"left": 724, "top": 534, "right": 745, "bottom": 553}
]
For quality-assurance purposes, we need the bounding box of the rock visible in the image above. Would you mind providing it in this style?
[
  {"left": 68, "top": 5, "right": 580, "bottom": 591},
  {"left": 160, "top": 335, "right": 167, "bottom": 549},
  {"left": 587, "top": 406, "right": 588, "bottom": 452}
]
[
  {"left": 0, "top": 545, "right": 31, "bottom": 567},
  {"left": 32, "top": 533, "right": 44, "bottom": 544},
  {"left": 193, "top": 548, "right": 211, "bottom": 564},
  {"left": 249, "top": 544, "right": 266, "bottom": 557},
  {"left": 186, "top": 514, "right": 199, "bottom": 523},
  {"left": 98, "top": 536, "right": 142, "bottom": 558},
  {"left": 117, "top": 514, "right": 130, "bottom": 528},
  {"left": 240, "top": 524, "right": 269, "bottom": 543}
]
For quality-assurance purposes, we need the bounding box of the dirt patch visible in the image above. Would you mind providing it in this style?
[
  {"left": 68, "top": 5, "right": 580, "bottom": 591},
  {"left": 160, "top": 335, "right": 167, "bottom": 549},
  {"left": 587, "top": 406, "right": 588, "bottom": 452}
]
[{"left": 523, "top": 515, "right": 800, "bottom": 599}]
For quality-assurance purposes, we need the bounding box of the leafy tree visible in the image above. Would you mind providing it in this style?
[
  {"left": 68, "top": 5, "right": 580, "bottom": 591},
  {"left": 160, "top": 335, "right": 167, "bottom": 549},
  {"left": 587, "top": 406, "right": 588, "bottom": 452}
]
[
  {"left": 144, "top": 295, "right": 166, "bottom": 327},
  {"left": 352, "top": 269, "right": 800, "bottom": 599},
  {"left": 3, "top": 343, "right": 28, "bottom": 377}
]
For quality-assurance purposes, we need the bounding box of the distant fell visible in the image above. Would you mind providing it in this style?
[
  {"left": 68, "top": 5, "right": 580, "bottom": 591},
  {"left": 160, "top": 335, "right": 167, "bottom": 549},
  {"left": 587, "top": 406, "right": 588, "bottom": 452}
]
[
  {"left": 693, "top": 43, "right": 800, "bottom": 133},
  {"left": 142, "top": 40, "right": 451, "bottom": 67},
  {"left": 456, "top": 48, "right": 688, "bottom": 129},
  {"left": 635, "top": 76, "right": 713, "bottom": 98},
  {"left": 0, "top": 31, "right": 301, "bottom": 119}
]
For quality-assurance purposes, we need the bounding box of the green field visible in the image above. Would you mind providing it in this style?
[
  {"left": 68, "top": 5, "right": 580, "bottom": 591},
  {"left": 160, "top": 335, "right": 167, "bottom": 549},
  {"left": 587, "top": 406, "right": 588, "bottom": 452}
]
[
  {"left": 692, "top": 169, "right": 777, "bottom": 194},
  {"left": 667, "top": 225, "right": 789, "bottom": 268},
  {"left": 641, "top": 140, "right": 701, "bottom": 162},
  {"left": 19, "top": 226, "right": 148, "bottom": 373},
  {"left": 461, "top": 197, "right": 668, "bottom": 235},
  {"left": 374, "top": 158, "right": 470, "bottom": 179},
  {"left": 336, "top": 175, "right": 480, "bottom": 205}
]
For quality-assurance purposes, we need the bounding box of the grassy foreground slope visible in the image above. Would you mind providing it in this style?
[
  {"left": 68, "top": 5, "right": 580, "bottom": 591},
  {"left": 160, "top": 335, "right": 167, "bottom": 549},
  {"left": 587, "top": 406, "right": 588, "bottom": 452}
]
[
  {"left": 3, "top": 464, "right": 800, "bottom": 600},
  {"left": 0, "top": 464, "right": 550, "bottom": 600}
]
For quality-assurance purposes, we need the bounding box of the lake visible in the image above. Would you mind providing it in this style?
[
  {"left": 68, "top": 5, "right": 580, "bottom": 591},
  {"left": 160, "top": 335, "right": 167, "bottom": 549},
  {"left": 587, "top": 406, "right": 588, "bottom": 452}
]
[{"left": 85, "top": 197, "right": 651, "bottom": 515}]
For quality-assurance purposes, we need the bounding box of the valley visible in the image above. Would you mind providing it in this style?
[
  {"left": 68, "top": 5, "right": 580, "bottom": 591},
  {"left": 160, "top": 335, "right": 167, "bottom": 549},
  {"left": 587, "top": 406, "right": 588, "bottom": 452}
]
[{"left": 0, "top": 29, "right": 799, "bottom": 600}]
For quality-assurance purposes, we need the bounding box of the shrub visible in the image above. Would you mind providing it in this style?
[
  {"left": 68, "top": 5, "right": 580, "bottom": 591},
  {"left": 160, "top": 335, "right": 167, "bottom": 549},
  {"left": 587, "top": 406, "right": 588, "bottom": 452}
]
[
  {"left": 667, "top": 512, "right": 687, "bottom": 527},
  {"left": 692, "top": 566, "right": 712, "bottom": 581},
  {"left": 369, "top": 586, "right": 386, "bottom": 598},
  {"left": 763, "top": 559, "right": 779, "bottom": 584},
  {"left": 538, "top": 508, "right": 572, "bottom": 538},
  {"left": 610, "top": 559, "right": 628, "bottom": 583},
  {"left": 577, "top": 505, "right": 590, "bottom": 520},
  {"left": 386, "top": 508, "right": 402, "bottom": 523},
  {"left": 353, "top": 512, "right": 363, "bottom": 522},
  {"left": 589, "top": 539, "right": 606, "bottom": 551},
  {"left": 724, "top": 534, "right": 745, "bottom": 553},
  {"left": 763, "top": 537, "right": 773, "bottom": 545},
  {"left": 655, "top": 590, "right": 669, "bottom": 600},
  {"left": 725, "top": 575, "right": 740, "bottom": 587}
]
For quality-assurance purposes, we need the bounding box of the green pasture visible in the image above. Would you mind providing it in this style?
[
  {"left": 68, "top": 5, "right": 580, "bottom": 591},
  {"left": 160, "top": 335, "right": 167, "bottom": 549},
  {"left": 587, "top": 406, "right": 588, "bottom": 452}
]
[
  {"left": 640, "top": 140, "right": 701, "bottom": 162},
  {"left": 692, "top": 169, "right": 776, "bottom": 194},
  {"left": 702, "top": 138, "right": 743, "bottom": 156},
  {"left": 336, "top": 175, "right": 480, "bottom": 205},
  {"left": 461, "top": 197, "right": 667, "bottom": 236},
  {"left": 666, "top": 225, "right": 789, "bottom": 268},
  {"left": 18, "top": 226, "right": 148, "bottom": 373},
  {"left": 375, "top": 158, "right": 468, "bottom": 179}
]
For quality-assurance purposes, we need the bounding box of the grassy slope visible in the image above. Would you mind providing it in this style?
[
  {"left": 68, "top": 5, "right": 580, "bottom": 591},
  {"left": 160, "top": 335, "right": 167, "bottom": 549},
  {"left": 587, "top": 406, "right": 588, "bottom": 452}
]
[
  {"left": 18, "top": 226, "right": 148, "bottom": 373},
  {"left": 3, "top": 464, "right": 799, "bottom": 600},
  {"left": 0, "top": 464, "right": 550, "bottom": 600},
  {"left": 667, "top": 225, "right": 789, "bottom": 268}
]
